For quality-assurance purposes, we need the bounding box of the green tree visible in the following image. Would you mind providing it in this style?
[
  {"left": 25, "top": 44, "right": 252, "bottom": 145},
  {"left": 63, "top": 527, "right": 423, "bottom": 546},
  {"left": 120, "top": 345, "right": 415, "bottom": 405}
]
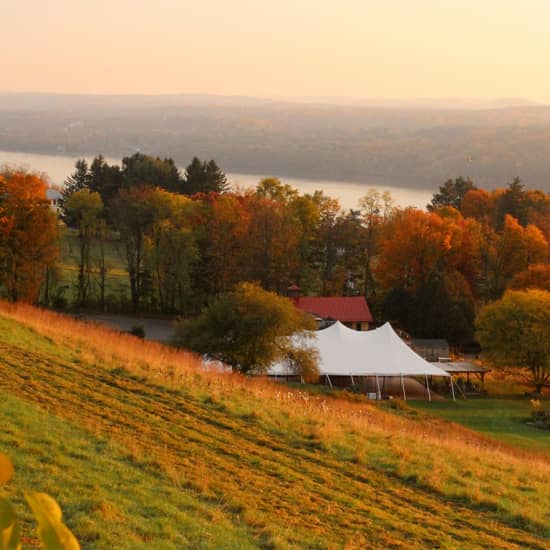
[
  {"left": 476, "top": 289, "right": 550, "bottom": 393},
  {"left": 65, "top": 190, "right": 104, "bottom": 305},
  {"left": 181, "top": 157, "right": 229, "bottom": 195},
  {"left": 173, "top": 282, "right": 317, "bottom": 374},
  {"left": 121, "top": 152, "right": 181, "bottom": 192},
  {"left": 111, "top": 187, "right": 159, "bottom": 312},
  {"left": 88, "top": 155, "right": 123, "bottom": 206},
  {"left": 495, "top": 177, "right": 528, "bottom": 228},
  {"left": 428, "top": 177, "right": 476, "bottom": 212},
  {"left": 59, "top": 159, "right": 90, "bottom": 224}
]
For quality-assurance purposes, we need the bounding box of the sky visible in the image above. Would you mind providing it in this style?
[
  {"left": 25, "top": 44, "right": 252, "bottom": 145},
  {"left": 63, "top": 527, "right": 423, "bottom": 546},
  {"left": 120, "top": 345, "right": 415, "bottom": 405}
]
[{"left": 4, "top": 0, "right": 550, "bottom": 102}]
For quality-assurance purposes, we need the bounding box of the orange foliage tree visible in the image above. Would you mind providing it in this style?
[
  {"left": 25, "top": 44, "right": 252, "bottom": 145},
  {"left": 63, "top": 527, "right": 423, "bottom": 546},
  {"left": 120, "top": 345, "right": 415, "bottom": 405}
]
[
  {"left": 509, "top": 264, "right": 550, "bottom": 292},
  {"left": 0, "top": 170, "right": 58, "bottom": 302}
]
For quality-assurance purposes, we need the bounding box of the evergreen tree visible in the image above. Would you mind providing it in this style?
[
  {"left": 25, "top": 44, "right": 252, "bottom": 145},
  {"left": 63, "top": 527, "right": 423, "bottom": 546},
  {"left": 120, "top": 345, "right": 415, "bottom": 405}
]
[
  {"left": 182, "top": 157, "right": 229, "bottom": 195},
  {"left": 59, "top": 159, "right": 89, "bottom": 224},
  {"left": 121, "top": 152, "right": 182, "bottom": 191},
  {"left": 428, "top": 177, "right": 476, "bottom": 212},
  {"left": 495, "top": 177, "right": 528, "bottom": 228},
  {"left": 88, "top": 155, "right": 124, "bottom": 206}
]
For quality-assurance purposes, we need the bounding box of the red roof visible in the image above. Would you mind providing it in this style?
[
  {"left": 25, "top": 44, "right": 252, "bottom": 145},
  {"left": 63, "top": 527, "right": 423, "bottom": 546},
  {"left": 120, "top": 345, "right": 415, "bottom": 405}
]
[{"left": 294, "top": 296, "right": 373, "bottom": 323}]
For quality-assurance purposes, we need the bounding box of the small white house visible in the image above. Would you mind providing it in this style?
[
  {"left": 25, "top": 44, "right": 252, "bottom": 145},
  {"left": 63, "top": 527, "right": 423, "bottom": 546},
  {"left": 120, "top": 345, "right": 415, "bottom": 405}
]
[{"left": 46, "top": 188, "right": 62, "bottom": 213}]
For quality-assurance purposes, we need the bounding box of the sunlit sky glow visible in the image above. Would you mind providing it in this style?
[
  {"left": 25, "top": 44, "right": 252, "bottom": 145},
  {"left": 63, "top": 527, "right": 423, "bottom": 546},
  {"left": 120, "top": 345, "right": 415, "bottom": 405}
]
[{"left": 4, "top": 0, "right": 550, "bottom": 101}]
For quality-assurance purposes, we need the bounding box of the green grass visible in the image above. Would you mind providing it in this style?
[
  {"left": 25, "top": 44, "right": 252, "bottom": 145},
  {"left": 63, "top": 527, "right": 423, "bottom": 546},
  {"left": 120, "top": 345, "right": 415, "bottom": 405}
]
[
  {"left": 1, "top": 394, "right": 256, "bottom": 549},
  {"left": 0, "top": 306, "right": 549, "bottom": 549},
  {"left": 410, "top": 396, "right": 550, "bottom": 453},
  {"left": 55, "top": 230, "right": 130, "bottom": 306}
]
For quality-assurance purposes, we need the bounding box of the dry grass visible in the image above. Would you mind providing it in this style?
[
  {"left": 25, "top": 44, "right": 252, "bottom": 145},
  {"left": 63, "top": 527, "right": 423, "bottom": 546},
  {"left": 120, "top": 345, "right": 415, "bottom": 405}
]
[{"left": 0, "top": 301, "right": 549, "bottom": 548}]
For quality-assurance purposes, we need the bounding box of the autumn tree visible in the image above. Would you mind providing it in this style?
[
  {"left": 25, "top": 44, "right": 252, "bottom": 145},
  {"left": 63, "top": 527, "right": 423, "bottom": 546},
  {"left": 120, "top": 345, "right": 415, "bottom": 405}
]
[
  {"left": 476, "top": 290, "right": 550, "bottom": 393},
  {"left": 375, "top": 208, "right": 477, "bottom": 343},
  {"left": 0, "top": 170, "right": 58, "bottom": 302},
  {"left": 173, "top": 282, "right": 317, "bottom": 374},
  {"left": 256, "top": 177, "right": 299, "bottom": 203},
  {"left": 477, "top": 215, "right": 549, "bottom": 300},
  {"left": 144, "top": 191, "right": 198, "bottom": 313},
  {"left": 192, "top": 193, "right": 251, "bottom": 296},
  {"left": 460, "top": 188, "right": 495, "bottom": 223},
  {"left": 509, "top": 264, "right": 550, "bottom": 292},
  {"left": 244, "top": 194, "right": 302, "bottom": 293},
  {"left": 359, "top": 189, "right": 395, "bottom": 300}
]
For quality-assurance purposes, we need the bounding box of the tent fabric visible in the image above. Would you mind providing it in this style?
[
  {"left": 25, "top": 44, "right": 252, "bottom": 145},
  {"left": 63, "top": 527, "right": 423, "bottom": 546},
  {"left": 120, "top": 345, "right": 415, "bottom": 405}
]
[{"left": 269, "top": 321, "right": 449, "bottom": 377}]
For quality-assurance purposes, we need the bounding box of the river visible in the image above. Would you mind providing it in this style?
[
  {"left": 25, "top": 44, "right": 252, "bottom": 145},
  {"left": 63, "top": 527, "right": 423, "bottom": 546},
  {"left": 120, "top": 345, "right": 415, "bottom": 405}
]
[{"left": 0, "top": 150, "right": 434, "bottom": 210}]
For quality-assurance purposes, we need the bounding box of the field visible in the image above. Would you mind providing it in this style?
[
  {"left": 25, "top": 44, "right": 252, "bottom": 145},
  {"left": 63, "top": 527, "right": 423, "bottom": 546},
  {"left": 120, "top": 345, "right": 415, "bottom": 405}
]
[
  {"left": 0, "top": 302, "right": 549, "bottom": 548},
  {"left": 54, "top": 229, "right": 130, "bottom": 307},
  {"left": 411, "top": 395, "right": 550, "bottom": 454}
]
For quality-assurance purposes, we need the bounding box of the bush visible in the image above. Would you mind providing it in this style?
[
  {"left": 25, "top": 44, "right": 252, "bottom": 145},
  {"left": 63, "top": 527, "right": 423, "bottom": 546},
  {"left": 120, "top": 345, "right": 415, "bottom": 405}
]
[
  {"left": 530, "top": 399, "right": 550, "bottom": 430},
  {"left": 129, "top": 324, "right": 146, "bottom": 339}
]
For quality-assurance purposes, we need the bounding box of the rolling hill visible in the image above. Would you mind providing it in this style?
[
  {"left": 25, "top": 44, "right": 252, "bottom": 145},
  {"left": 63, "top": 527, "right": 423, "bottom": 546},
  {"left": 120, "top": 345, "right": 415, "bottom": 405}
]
[
  {"left": 0, "top": 302, "right": 548, "bottom": 548},
  {"left": 2, "top": 93, "right": 550, "bottom": 191}
]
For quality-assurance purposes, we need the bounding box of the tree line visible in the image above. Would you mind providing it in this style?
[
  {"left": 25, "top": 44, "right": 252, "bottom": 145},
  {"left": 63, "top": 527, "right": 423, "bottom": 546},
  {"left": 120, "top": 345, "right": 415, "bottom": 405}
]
[{"left": 1, "top": 156, "right": 550, "bottom": 349}]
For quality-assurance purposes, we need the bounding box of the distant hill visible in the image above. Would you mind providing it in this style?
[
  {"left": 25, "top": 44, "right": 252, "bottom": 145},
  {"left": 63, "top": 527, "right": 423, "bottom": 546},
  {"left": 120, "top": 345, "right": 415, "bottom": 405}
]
[
  {"left": 0, "top": 302, "right": 548, "bottom": 548},
  {"left": 1, "top": 92, "right": 550, "bottom": 191}
]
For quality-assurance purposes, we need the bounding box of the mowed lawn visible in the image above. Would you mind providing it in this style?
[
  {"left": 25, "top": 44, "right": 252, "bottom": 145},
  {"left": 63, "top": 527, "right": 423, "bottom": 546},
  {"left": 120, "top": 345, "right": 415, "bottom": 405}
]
[
  {"left": 410, "top": 395, "right": 550, "bottom": 454},
  {"left": 56, "top": 230, "right": 130, "bottom": 304},
  {"left": 0, "top": 304, "right": 549, "bottom": 548}
]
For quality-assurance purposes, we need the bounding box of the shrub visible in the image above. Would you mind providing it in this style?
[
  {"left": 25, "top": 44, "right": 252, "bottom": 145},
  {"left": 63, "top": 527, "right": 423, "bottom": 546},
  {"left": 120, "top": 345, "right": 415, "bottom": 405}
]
[
  {"left": 530, "top": 399, "right": 550, "bottom": 430},
  {"left": 129, "top": 324, "right": 146, "bottom": 339}
]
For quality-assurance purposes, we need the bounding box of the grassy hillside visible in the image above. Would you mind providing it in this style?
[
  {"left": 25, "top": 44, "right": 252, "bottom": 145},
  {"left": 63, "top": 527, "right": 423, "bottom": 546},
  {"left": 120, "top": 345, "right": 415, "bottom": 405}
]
[
  {"left": 411, "top": 397, "right": 550, "bottom": 454},
  {"left": 0, "top": 303, "right": 549, "bottom": 548},
  {"left": 3, "top": 94, "right": 550, "bottom": 191}
]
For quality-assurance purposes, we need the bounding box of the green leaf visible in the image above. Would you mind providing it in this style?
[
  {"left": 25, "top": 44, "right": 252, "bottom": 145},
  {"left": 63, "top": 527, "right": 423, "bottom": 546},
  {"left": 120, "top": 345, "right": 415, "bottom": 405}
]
[
  {"left": 0, "top": 498, "right": 21, "bottom": 550},
  {"left": 25, "top": 493, "right": 80, "bottom": 550},
  {"left": 0, "top": 455, "right": 14, "bottom": 485}
]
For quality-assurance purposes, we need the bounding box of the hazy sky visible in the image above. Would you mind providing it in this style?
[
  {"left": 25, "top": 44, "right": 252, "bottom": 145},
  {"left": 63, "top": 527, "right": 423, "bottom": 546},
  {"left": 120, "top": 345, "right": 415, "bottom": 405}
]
[{"left": 4, "top": 0, "right": 550, "bottom": 101}]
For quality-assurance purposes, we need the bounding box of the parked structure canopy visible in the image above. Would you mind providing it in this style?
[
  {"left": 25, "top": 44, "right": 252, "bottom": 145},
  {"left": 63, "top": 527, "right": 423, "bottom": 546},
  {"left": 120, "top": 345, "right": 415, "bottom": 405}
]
[{"left": 269, "top": 321, "right": 450, "bottom": 378}]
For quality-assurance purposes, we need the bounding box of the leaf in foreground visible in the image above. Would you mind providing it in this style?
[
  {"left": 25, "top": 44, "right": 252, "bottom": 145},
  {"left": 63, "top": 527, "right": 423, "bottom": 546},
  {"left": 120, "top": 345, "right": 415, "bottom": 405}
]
[
  {"left": 0, "top": 498, "right": 21, "bottom": 550},
  {"left": 25, "top": 493, "right": 80, "bottom": 550},
  {"left": 0, "top": 455, "right": 14, "bottom": 485}
]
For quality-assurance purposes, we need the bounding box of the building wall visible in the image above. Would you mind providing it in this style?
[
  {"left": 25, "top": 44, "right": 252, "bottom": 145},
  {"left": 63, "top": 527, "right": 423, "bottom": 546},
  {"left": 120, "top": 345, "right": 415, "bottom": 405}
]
[{"left": 342, "top": 321, "right": 370, "bottom": 331}]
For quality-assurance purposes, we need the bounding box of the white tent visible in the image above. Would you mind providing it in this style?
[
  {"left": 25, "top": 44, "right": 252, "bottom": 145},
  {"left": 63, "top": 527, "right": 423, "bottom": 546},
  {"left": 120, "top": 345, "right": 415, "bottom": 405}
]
[{"left": 269, "top": 321, "right": 452, "bottom": 400}]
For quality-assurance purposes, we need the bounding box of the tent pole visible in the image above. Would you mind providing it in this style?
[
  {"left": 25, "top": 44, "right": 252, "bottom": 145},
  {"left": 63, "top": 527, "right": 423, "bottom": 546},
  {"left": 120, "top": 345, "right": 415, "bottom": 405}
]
[
  {"left": 375, "top": 375, "right": 381, "bottom": 400},
  {"left": 400, "top": 374, "right": 406, "bottom": 400},
  {"left": 449, "top": 375, "right": 456, "bottom": 401},
  {"left": 425, "top": 375, "right": 431, "bottom": 402},
  {"left": 326, "top": 374, "right": 333, "bottom": 389},
  {"left": 350, "top": 375, "right": 355, "bottom": 388}
]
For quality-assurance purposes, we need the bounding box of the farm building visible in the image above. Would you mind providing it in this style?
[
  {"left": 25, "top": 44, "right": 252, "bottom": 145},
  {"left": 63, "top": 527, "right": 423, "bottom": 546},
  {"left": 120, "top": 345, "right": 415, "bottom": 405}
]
[{"left": 287, "top": 284, "right": 373, "bottom": 331}]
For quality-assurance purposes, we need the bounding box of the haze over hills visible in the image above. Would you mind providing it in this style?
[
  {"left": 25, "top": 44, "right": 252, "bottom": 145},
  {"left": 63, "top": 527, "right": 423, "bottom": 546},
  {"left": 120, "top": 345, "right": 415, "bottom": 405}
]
[{"left": 2, "top": 92, "right": 550, "bottom": 192}]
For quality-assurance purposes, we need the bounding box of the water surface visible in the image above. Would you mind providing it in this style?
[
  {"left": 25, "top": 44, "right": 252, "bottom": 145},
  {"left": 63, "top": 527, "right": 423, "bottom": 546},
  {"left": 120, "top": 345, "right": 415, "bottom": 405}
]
[{"left": 0, "top": 150, "right": 434, "bottom": 210}]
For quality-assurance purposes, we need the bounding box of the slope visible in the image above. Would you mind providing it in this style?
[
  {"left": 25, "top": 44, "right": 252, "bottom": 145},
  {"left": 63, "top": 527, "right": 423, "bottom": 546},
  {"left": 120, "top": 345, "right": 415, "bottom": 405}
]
[{"left": 0, "top": 303, "right": 549, "bottom": 549}]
